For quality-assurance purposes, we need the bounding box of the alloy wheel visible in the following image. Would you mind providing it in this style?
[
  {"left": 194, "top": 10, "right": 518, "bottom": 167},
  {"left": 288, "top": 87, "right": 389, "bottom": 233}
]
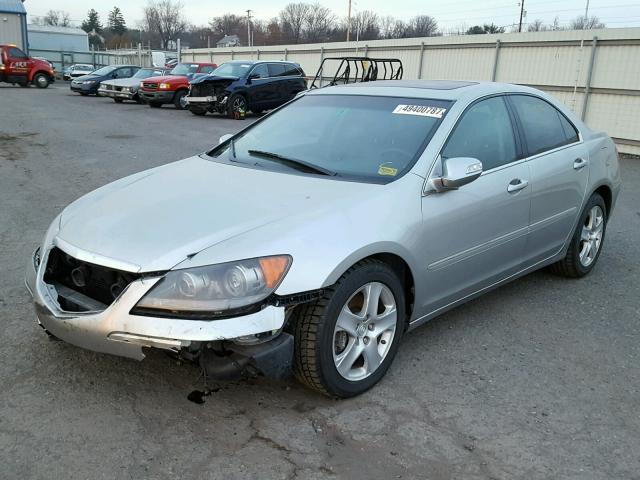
[
  {"left": 579, "top": 205, "right": 604, "bottom": 267},
  {"left": 332, "top": 282, "right": 397, "bottom": 381}
]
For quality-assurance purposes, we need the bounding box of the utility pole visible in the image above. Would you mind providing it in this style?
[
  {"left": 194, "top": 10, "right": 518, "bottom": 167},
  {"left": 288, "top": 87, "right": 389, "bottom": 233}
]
[
  {"left": 346, "top": 0, "right": 352, "bottom": 41},
  {"left": 518, "top": 0, "right": 525, "bottom": 32},
  {"left": 246, "top": 9, "right": 252, "bottom": 47},
  {"left": 584, "top": 0, "right": 590, "bottom": 26}
]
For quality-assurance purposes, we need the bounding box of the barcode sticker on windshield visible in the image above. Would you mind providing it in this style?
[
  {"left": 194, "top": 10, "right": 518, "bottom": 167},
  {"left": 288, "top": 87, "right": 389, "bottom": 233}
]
[{"left": 393, "top": 105, "right": 446, "bottom": 118}]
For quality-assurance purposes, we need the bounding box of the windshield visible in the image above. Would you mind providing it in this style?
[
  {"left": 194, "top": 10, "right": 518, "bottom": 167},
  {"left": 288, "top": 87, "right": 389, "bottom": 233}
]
[
  {"left": 75, "top": 65, "right": 93, "bottom": 71},
  {"left": 170, "top": 63, "right": 199, "bottom": 75},
  {"left": 91, "top": 66, "right": 117, "bottom": 76},
  {"left": 209, "top": 94, "right": 450, "bottom": 182},
  {"left": 134, "top": 68, "right": 164, "bottom": 79},
  {"left": 212, "top": 62, "right": 253, "bottom": 77}
]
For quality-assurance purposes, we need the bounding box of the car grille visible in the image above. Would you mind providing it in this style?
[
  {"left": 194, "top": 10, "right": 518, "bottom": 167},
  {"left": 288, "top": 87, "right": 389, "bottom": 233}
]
[
  {"left": 103, "top": 84, "right": 113, "bottom": 90},
  {"left": 143, "top": 82, "right": 158, "bottom": 90},
  {"left": 190, "top": 83, "right": 225, "bottom": 97},
  {"left": 43, "top": 247, "right": 141, "bottom": 312}
]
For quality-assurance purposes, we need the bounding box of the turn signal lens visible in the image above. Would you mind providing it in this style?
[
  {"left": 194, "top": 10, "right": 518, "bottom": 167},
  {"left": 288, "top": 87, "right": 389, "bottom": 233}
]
[{"left": 259, "top": 256, "right": 290, "bottom": 288}]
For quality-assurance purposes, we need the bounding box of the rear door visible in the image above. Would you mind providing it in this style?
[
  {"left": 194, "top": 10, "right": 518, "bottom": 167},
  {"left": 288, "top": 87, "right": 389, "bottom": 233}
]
[
  {"left": 417, "top": 95, "right": 531, "bottom": 315},
  {"left": 507, "top": 94, "right": 589, "bottom": 264}
]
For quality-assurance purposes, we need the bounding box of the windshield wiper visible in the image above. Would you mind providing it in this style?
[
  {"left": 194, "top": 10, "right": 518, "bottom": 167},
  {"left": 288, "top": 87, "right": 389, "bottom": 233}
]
[{"left": 247, "top": 150, "right": 336, "bottom": 176}]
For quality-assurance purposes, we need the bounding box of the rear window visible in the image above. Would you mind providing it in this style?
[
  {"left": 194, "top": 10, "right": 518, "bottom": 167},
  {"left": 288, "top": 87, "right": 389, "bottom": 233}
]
[
  {"left": 268, "top": 63, "right": 286, "bottom": 76},
  {"left": 209, "top": 94, "right": 450, "bottom": 183},
  {"left": 510, "top": 95, "right": 579, "bottom": 156}
]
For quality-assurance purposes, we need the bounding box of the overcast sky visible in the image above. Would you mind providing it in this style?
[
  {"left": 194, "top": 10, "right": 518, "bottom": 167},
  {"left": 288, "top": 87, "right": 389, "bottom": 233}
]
[{"left": 24, "top": 0, "right": 640, "bottom": 32}]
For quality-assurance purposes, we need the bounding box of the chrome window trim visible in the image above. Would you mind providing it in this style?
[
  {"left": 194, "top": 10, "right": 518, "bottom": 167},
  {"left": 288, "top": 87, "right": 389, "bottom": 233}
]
[{"left": 423, "top": 92, "right": 585, "bottom": 195}]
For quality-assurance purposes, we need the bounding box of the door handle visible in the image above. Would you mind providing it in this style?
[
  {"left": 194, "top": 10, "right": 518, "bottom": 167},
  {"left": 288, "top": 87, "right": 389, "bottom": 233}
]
[
  {"left": 573, "top": 157, "right": 588, "bottom": 170},
  {"left": 507, "top": 178, "right": 529, "bottom": 193}
]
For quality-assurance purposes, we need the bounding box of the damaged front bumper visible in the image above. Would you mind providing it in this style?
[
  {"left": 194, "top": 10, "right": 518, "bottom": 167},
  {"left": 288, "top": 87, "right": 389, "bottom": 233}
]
[{"left": 25, "top": 246, "right": 292, "bottom": 378}]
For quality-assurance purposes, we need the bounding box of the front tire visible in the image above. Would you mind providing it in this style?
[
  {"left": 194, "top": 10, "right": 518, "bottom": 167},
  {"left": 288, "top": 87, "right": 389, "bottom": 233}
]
[
  {"left": 549, "top": 193, "right": 607, "bottom": 278},
  {"left": 33, "top": 73, "right": 50, "bottom": 88},
  {"left": 189, "top": 107, "right": 207, "bottom": 116},
  {"left": 113, "top": 98, "right": 124, "bottom": 103},
  {"left": 173, "top": 90, "right": 187, "bottom": 109},
  {"left": 227, "top": 93, "right": 247, "bottom": 118},
  {"left": 293, "top": 259, "right": 405, "bottom": 397}
]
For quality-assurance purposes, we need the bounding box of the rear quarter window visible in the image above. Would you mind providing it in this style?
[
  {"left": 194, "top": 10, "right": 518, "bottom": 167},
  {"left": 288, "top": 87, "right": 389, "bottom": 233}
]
[
  {"left": 510, "top": 95, "right": 580, "bottom": 156},
  {"left": 268, "top": 63, "right": 287, "bottom": 77}
]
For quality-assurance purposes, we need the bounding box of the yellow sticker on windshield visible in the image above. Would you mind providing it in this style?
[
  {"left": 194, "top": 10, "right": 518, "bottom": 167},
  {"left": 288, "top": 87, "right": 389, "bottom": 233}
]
[{"left": 378, "top": 164, "right": 398, "bottom": 176}]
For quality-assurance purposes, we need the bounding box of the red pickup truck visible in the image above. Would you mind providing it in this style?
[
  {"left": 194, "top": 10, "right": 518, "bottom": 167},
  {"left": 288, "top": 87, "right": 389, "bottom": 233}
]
[
  {"left": 139, "top": 62, "right": 217, "bottom": 109},
  {"left": 0, "top": 44, "right": 55, "bottom": 88}
]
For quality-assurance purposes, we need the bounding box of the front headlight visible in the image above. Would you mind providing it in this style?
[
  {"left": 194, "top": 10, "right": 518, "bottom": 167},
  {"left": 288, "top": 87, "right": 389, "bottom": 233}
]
[
  {"left": 132, "top": 255, "right": 291, "bottom": 318},
  {"left": 122, "top": 87, "right": 131, "bottom": 92},
  {"left": 82, "top": 80, "right": 95, "bottom": 84},
  {"left": 159, "top": 83, "right": 170, "bottom": 89}
]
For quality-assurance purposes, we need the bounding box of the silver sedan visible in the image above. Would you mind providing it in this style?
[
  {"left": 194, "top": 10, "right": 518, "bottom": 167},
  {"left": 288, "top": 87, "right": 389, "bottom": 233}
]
[{"left": 26, "top": 80, "right": 621, "bottom": 397}]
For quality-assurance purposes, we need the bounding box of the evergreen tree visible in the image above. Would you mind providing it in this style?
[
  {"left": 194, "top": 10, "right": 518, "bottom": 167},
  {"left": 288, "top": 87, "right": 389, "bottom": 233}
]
[
  {"left": 108, "top": 7, "right": 127, "bottom": 35},
  {"left": 81, "top": 9, "right": 103, "bottom": 34}
]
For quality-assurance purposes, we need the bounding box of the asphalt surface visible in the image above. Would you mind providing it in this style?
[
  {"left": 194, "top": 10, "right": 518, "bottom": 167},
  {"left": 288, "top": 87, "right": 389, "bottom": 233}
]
[{"left": 1, "top": 83, "right": 639, "bottom": 480}]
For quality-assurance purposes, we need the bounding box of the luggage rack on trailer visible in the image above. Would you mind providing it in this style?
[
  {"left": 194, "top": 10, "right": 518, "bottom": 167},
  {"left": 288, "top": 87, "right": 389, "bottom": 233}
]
[{"left": 309, "top": 57, "right": 403, "bottom": 89}]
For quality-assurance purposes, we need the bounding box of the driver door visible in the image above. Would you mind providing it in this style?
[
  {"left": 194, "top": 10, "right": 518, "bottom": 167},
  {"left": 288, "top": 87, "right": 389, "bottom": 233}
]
[
  {"left": 416, "top": 95, "right": 532, "bottom": 316},
  {"left": 7, "top": 47, "right": 32, "bottom": 83}
]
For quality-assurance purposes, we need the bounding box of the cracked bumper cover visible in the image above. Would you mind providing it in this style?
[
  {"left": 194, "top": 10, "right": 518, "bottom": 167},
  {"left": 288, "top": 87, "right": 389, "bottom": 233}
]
[{"left": 25, "top": 247, "right": 287, "bottom": 362}]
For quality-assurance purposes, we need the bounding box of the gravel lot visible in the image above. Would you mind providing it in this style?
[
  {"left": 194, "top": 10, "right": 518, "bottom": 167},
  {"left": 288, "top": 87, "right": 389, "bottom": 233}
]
[{"left": 1, "top": 83, "right": 639, "bottom": 480}]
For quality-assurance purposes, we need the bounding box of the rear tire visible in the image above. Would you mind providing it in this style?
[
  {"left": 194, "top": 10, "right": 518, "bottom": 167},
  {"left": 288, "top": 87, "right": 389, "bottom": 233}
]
[
  {"left": 33, "top": 73, "right": 50, "bottom": 88},
  {"left": 549, "top": 193, "right": 607, "bottom": 278},
  {"left": 149, "top": 101, "right": 162, "bottom": 108},
  {"left": 293, "top": 259, "right": 405, "bottom": 397}
]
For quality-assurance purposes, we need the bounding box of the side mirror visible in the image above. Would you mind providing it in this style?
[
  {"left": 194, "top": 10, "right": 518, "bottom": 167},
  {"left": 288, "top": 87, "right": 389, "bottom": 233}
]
[
  {"left": 219, "top": 134, "right": 233, "bottom": 145},
  {"left": 432, "top": 157, "right": 483, "bottom": 192}
]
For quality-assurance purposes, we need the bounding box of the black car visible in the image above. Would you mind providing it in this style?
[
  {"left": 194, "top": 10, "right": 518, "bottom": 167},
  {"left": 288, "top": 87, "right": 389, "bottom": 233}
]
[
  {"left": 186, "top": 60, "right": 307, "bottom": 117},
  {"left": 70, "top": 65, "right": 140, "bottom": 95}
]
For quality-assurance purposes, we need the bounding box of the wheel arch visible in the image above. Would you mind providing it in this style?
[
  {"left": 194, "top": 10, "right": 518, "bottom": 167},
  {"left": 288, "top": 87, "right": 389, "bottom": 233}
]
[
  {"left": 592, "top": 183, "right": 613, "bottom": 217},
  {"left": 322, "top": 246, "right": 417, "bottom": 327}
]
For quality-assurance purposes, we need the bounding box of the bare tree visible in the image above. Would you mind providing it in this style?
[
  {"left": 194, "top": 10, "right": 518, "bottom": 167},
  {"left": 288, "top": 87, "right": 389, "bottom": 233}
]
[
  {"left": 348, "top": 10, "right": 380, "bottom": 41},
  {"left": 280, "top": 3, "right": 311, "bottom": 44},
  {"left": 527, "top": 19, "right": 548, "bottom": 32},
  {"left": 143, "top": 0, "right": 188, "bottom": 49},
  {"left": 304, "top": 3, "right": 335, "bottom": 42},
  {"left": 43, "top": 10, "right": 72, "bottom": 27},
  {"left": 407, "top": 15, "right": 438, "bottom": 37},
  {"left": 570, "top": 15, "right": 605, "bottom": 30}
]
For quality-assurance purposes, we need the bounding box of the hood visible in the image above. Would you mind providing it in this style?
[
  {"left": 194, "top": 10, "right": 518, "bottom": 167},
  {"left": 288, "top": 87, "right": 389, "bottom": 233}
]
[
  {"left": 191, "top": 74, "right": 238, "bottom": 86},
  {"left": 57, "top": 156, "right": 375, "bottom": 273},
  {"left": 101, "top": 77, "right": 141, "bottom": 87},
  {"left": 144, "top": 74, "right": 187, "bottom": 85},
  {"left": 73, "top": 74, "right": 103, "bottom": 82}
]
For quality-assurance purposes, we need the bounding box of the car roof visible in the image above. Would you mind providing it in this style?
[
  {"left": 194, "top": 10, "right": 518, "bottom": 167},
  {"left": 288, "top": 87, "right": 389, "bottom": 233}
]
[
  {"left": 223, "top": 60, "right": 296, "bottom": 65},
  {"left": 308, "top": 80, "right": 543, "bottom": 102}
]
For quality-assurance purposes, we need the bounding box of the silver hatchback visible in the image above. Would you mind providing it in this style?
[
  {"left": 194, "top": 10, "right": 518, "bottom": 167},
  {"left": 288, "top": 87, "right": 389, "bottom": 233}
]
[{"left": 26, "top": 80, "right": 621, "bottom": 397}]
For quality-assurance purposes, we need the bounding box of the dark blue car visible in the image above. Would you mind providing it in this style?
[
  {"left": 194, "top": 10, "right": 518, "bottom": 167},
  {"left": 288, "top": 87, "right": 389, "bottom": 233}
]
[
  {"left": 186, "top": 60, "right": 307, "bottom": 117},
  {"left": 70, "top": 65, "right": 140, "bottom": 95}
]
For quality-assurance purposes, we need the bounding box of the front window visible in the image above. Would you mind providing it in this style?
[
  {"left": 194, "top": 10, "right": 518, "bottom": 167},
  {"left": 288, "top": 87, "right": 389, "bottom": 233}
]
[
  {"left": 76, "top": 65, "right": 93, "bottom": 71},
  {"left": 91, "top": 66, "right": 117, "bottom": 76},
  {"left": 212, "top": 62, "right": 253, "bottom": 77},
  {"left": 208, "top": 94, "right": 450, "bottom": 183},
  {"left": 169, "top": 63, "right": 199, "bottom": 75}
]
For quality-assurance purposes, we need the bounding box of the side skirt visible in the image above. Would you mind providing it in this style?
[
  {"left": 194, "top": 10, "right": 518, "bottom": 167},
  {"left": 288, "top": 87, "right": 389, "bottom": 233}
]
[{"left": 407, "top": 252, "right": 563, "bottom": 332}]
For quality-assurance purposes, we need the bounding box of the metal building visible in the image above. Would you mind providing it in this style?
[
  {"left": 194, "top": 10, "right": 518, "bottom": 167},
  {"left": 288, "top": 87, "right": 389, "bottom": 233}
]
[
  {"left": 0, "top": 0, "right": 28, "bottom": 50},
  {"left": 27, "top": 24, "right": 89, "bottom": 52}
]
